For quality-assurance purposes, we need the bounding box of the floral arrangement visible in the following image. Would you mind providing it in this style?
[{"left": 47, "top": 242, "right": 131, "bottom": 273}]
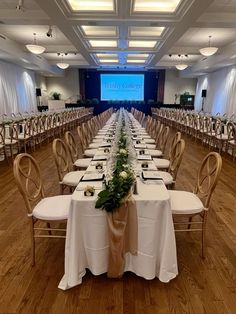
[{"left": 95, "top": 114, "right": 135, "bottom": 213}]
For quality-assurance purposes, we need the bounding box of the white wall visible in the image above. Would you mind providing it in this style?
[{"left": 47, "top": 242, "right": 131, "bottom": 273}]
[
  {"left": 195, "top": 66, "right": 236, "bottom": 116},
  {"left": 164, "top": 69, "right": 197, "bottom": 104},
  {"left": 46, "top": 68, "right": 80, "bottom": 101}
]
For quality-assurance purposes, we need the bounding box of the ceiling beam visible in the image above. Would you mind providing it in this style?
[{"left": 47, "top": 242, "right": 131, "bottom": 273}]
[
  {"left": 149, "top": 0, "right": 215, "bottom": 67},
  {"left": 34, "top": 0, "right": 95, "bottom": 66}
]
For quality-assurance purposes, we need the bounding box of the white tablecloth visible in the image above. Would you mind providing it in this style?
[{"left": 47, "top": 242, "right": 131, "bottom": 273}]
[{"left": 58, "top": 178, "right": 178, "bottom": 290}]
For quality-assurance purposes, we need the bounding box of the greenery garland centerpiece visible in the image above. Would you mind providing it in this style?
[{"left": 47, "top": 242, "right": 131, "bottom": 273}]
[{"left": 95, "top": 111, "right": 135, "bottom": 213}]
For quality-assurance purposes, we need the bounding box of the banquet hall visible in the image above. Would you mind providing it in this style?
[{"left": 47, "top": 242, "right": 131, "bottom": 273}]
[{"left": 0, "top": 0, "right": 236, "bottom": 313}]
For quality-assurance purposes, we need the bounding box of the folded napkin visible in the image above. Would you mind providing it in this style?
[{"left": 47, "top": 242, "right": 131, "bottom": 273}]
[
  {"left": 106, "top": 193, "right": 138, "bottom": 278},
  {"left": 137, "top": 155, "right": 152, "bottom": 160},
  {"left": 142, "top": 171, "right": 162, "bottom": 180},
  {"left": 93, "top": 155, "right": 108, "bottom": 161},
  {"left": 134, "top": 144, "right": 147, "bottom": 149},
  {"left": 81, "top": 173, "right": 104, "bottom": 181}
]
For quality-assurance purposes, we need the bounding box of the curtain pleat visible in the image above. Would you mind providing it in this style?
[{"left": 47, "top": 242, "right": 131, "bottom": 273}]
[
  {"left": 0, "top": 61, "right": 37, "bottom": 115},
  {"left": 194, "top": 66, "right": 236, "bottom": 116}
]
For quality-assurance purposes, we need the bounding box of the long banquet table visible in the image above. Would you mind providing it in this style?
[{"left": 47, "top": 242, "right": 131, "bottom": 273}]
[{"left": 58, "top": 111, "right": 178, "bottom": 290}]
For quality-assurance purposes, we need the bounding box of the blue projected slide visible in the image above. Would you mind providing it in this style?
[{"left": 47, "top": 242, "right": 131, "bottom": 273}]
[{"left": 101, "top": 74, "right": 144, "bottom": 101}]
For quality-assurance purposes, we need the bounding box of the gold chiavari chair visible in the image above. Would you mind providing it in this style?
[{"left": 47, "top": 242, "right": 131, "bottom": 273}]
[
  {"left": 13, "top": 153, "right": 71, "bottom": 266},
  {"left": 0, "top": 123, "right": 7, "bottom": 162},
  {"left": 4, "top": 123, "right": 19, "bottom": 160},
  {"left": 18, "top": 118, "right": 32, "bottom": 153},
  {"left": 52, "top": 138, "right": 85, "bottom": 194},
  {"left": 148, "top": 126, "right": 170, "bottom": 158},
  {"left": 65, "top": 131, "right": 92, "bottom": 169},
  {"left": 155, "top": 139, "right": 185, "bottom": 188},
  {"left": 169, "top": 152, "right": 222, "bottom": 258},
  {"left": 153, "top": 132, "right": 181, "bottom": 170},
  {"left": 226, "top": 121, "right": 236, "bottom": 161},
  {"left": 213, "top": 119, "right": 228, "bottom": 153}
]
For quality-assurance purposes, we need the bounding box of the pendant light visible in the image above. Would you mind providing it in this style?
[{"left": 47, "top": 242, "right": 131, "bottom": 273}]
[
  {"left": 199, "top": 36, "right": 218, "bottom": 57},
  {"left": 176, "top": 64, "right": 188, "bottom": 70},
  {"left": 26, "top": 33, "right": 46, "bottom": 55},
  {"left": 175, "top": 55, "right": 188, "bottom": 71},
  {"left": 57, "top": 53, "right": 69, "bottom": 69}
]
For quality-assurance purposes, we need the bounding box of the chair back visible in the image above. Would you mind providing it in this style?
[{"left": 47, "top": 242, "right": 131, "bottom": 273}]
[
  {"left": 227, "top": 121, "right": 236, "bottom": 142},
  {"left": 65, "top": 131, "right": 79, "bottom": 163},
  {"left": 169, "top": 132, "right": 181, "bottom": 159},
  {"left": 169, "top": 139, "right": 185, "bottom": 181},
  {"left": 77, "top": 125, "right": 86, "bottom": 152},
  {"left": 13, "top": 153, "right": 44, "bottom": 214},
  {"left": 52, "top": 139, "right": 71, "bottom": 183},
  {"left": 158, "top": 126, "right": 170, "bottom": 154},
  {"left": 194, "top": 152, "right": 222, "bottom": 208},
  {"left": 0, "top": 124, "right": 5, "bottom": 145}
]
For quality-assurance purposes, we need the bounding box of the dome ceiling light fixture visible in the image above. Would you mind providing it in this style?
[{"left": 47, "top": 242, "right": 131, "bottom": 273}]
[
  {"left": 26, "top": 33, "right": 46, "bottom": 55},
  {"left": 175, "top": 64, "right": 188, "bottom": 70},
  {"left": 175, "top": 54, "right": 188, "bottom": 71},
  {"left": 57, "top": 53, "right": 69, "bottom": 69},
  {"left": 199, "top": 35, "right": 218, "bottom": 57}
]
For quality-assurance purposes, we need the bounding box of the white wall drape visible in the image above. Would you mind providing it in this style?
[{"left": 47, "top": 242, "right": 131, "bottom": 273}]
[
  {"left": 0, "top": 60, "right": 37, "bottom": 115},
  {"left": 194, "top": 66, "right": 236, "bottom": 116}
]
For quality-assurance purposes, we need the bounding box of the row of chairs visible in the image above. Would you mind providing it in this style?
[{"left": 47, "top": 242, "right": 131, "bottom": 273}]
[
  {"left": 152, "top": 108, "right": 236, "bottom": 161},
  {"left": 133, "top": 107, "right": 222, "bottom": 258},
  {"left": 0, "top": 108, "right": 91, "bottom": 162}
]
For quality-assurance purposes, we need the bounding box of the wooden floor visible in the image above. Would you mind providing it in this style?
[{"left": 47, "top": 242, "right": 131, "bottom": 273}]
[{"left": 0, "top": 127, "right": 236, "bottom": 314}]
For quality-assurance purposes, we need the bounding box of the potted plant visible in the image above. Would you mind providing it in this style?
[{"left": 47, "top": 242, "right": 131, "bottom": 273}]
[{"left": 52, "top": 92, "right": 61, "bottom": 100}]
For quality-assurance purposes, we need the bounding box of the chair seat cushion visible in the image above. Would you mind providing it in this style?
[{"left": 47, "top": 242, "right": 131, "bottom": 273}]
[
  {"left": 5, "top": 138, "right": 18, "bottom": 145},
  {"left": 156, "top": 171, "right": 173, "bottom": 185},
  {"left": 33, "top": 195, "right": 71, "bottom": 220},
  {"left": 148, "top": 149, "right": 163, "bottom": 157},
  {"left": 74, "top": 158, "right": 92, "bottom": 168},
  {"left": 92, "top": 139, "right": 103, "bottom": 143},
  {"left": 95, "top": 135, "right": 105, "bottom": 139},
  {"left": 229, "top": 140, "right": 236, "bottom": 145},
  {"left": 62, "top": 171, "right": 85, "bottom": 186},
  {"left": 142, "top": 135, "right": 151, "bottom": 139},
  {"left": 169, "top": 191, "right": 204, "bottom": 215},
  {"left": 153, "top": 158, "right": 170, "bottom": 169},
  {"left": 18, "top": 134, "right": 30, "bottom": 140},
  {"left": 89, "top": 143, "right": 100, "bottom": 149},
  {"left": 144, "top": 139, "right": 155, "bottom": 144},
  {"left": 216, "top": 134, "right": 228, "bottom": 140},
  {"left": 84, "top": 149, "right": 97, "bottom": 157},
  {"left": 146, "top": 144, "right": 156, "bottom": 149}
]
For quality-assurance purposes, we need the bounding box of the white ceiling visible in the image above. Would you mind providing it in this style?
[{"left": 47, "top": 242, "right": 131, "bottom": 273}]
[{"left": 0, "top": 0, "right": 236, "bottom": 76}]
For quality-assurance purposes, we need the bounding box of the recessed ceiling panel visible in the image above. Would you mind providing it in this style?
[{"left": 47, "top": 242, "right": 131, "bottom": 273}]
[
  {"left": 127, "top": 54, "right": 149, "bottom": 58},
  {"left": 96, "top": 53, "right": 118, "bottom": 58},
  {"left": 128, "top": 40, "right": 157, "bottom": 48},
  {"left": 89, "top": 40, "right": 117, "bottom": 47},
  {"left": 133, "top": 0, "right": 182, "bottom": 13},
  {"left": 81, "top": 26, "right": 117, "bottom": 37},
  {"left": 129, "top": 27, "right": 165, "bottom": 37},
  {"left": 127, "top": 59, "right": 146, "bottom": 63},
  {"left": 99, "top": 59, "right": 119, "bottom": 63},
  {"left": 67, "top": 0, "right": 114, "bottom": 11}
]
